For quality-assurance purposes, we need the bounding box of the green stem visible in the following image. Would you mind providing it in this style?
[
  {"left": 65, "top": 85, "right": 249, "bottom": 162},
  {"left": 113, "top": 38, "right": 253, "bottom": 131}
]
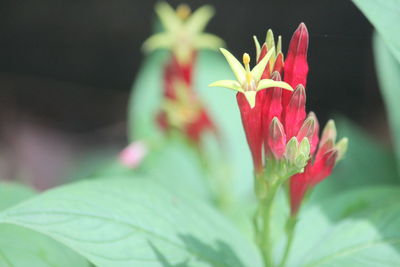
[
  {"left": 279, "top": 216, "right": 297, "bottom": 267},
  {"left": 257, "top": 183, "right": 279, "bottom": 267}
]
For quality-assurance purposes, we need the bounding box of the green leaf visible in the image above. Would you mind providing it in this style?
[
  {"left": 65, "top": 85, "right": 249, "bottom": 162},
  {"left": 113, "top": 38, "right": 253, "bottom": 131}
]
[
  {"left": 373, "top": 32, "right": 400, "bottom": 174},
  {"left": 0, "top": 183, "right": 89, "bottom": 267},
  {"left": 129, "top": 50, "right": 167, "bottom": 142},
  {"left": 352, "top": 0, "right": 400, "bottom": 63},
  {"left": 195, "top": 50, "right": 254, "bottom": 199},
  {"left": 136, "top": 138, "right": 212, "bottom": 200},
  {"left": 129, "top": 49, "right": 255, "bottom": 200},
  {"left": 311, "top": 118, "right": 399, "bottom": 201},
  {"left": 352, "top": 0, "right": 400, "bottom": 173},
  {"left": 0, "top": 178, "right": 262, "bottom": 267},
  {"left": 0, "top": 182, "right": 36, "bottom": 211},
  {"left": 285, "top": 186, "right": 400, "bottom": 266}
]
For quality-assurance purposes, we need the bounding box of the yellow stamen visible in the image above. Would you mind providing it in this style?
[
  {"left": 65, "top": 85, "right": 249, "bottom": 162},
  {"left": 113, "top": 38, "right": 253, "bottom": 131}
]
[
  {"left": 242, "top": 53, "right": 252, "bottom": 84},
  {"left": 243, "top": 53, "right": 250, "bottom": 66},
  {"left": 176, "top": 4, "right": 191, "bottom": 20},
  {"left": 246, "top": 72, "right": 252, "bottom": 84}
]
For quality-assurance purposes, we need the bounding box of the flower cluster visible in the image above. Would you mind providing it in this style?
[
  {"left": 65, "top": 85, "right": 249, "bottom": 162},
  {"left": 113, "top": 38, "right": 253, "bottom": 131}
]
[
  {"left": 143, "top": 2, "right": 223, "bottom": 144},
  {"left": 211, "top": 23, "right": 348, "bottom": 213}
]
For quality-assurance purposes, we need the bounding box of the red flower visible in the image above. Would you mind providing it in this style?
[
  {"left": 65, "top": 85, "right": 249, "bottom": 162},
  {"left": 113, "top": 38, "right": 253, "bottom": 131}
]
[
  {"left": 290, "top": 120, "right": 347, "bottom": 215},
  {"left": 212, "top": 23, "right": 348, "bottom": 213},
  {"left": 210, "top": 49, "right": 293, "bottom": 174},
  {"left": 158, "top": 53, "right": 216, "bottom": 144}
]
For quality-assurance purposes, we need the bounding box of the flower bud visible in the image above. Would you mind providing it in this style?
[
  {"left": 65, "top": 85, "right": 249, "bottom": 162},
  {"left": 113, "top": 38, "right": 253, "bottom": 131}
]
[
  {"left": 283, "top": 22, "right": 309, "bottom": 89},
  {"left": 297, "top": 112, "right": 319, "bottom": 155},
  {"left": 335, "top": 137, "right": 348, "bottom": 162},
  {"left": 268, "top": 117, "right": 287, "bottom": 159},
  {"left": 320, "top": 119, "right": 337, "bottom": 146},
  {"left": 285, "top": 85, "right": 306, "bottom": 138},
  {"left": 285, "top": 137, "right": 299, "bottom": 163},
  {"left": 294, "top": 137, "right": 311, "bottom": 170}
]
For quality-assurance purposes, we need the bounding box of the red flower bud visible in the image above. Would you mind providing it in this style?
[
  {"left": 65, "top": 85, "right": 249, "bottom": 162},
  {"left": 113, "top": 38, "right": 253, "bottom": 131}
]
[
  {"left": 308, "top": 149, "right": 338, "bottom": 186},
  {"left": 297, "top": 112, "right": 319, "bottom": 155},
  {"left": 284, "top": 85, "right": 306, "bottom": 139},
  {"left": 268, "top": 117, "right": 287, "bottom": 159},
  {"left": 284, "top": 22, "right": 309, "bottom": 88},
  {"left": 282, "top": 23, "right": 309, "bottom": 109},
  {"left": 263, "top": 72, "right": 283, "bottom": 154}
]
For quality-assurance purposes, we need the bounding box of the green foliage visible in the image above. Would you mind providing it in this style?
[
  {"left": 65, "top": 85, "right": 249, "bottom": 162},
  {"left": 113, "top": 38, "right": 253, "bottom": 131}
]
[
  {"left": 312, "top": 118, "right": 399, "bottom": 200},
  {"left": 2, "top": 2, "right": 400, "bottom": 265},
  {"left": 0, "top": 178, "right": 262, "bottom": 267},
  {"left": 352, "top": 0, "right": 400, "bottom": 63},
  {"left": 373, "top": 33, "right": 400, "bottom": 174},
  {"left": 285, "top": 186, "right": 400, "bottom": 266},
  {"left": 352, "top": 0, "right": 400, "bottom": 173},
  {"left": 0, "top": 183, "right": 89, "bottom": 267}
]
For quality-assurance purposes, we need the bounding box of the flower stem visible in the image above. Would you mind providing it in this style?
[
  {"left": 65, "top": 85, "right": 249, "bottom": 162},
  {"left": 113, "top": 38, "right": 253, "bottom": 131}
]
[
  {"left": 256, "top": 182, "right": 279, "bottom": 267},
  {"left": 279, "top": 215, "right": 297, "bottom": 267}
]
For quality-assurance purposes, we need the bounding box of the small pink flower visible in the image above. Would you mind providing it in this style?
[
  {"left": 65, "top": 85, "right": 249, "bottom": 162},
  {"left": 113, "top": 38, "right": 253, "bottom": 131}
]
[{"left": 119, "top": 141, "right": 148, "bottom": 168}]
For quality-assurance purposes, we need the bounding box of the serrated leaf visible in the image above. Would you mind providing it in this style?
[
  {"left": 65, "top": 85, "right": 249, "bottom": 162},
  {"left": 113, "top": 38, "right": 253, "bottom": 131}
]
[{"left": 0, "top": 178, "right": 262, "bottom": 267}]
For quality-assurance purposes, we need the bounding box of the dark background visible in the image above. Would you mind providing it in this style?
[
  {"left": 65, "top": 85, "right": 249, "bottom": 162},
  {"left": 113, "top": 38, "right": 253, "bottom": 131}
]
[{"left": 0, "top": 0, "right": 386, "bottom": 188}]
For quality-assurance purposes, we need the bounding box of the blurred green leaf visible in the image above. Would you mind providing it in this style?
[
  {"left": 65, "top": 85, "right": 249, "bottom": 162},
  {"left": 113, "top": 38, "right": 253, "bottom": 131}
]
[
  {"left": 373, "top": 33, "right": 400, "bottom": 174},
  {"left": 0, "top": 177, "right": 262, "bottom": 267},
  {"left": 311, "top": 118, "right": 399, "bottom": 201},
  {"left": 286, "top": 186, "right": 400, "bottom": 266},
  {"left": 0, "top": 183, "right": 89, "bottom": 267},
  {"left": 129, "top": 49, "right": 254, "bottom": 200},
  {"left": 136, "top": 137, "right": 213, "bottom": 201},
  {"left": 195, "top": 50, "right": 253, "bottom": 199},
  {"left": 352, "top": 0, "right": 400, "bottom": 63},
  {"left": 0, "top": 182, "right": 36, "bottom": 211},
  {"left": 128, "top": 50, "right": 167, "bottom": 142}
]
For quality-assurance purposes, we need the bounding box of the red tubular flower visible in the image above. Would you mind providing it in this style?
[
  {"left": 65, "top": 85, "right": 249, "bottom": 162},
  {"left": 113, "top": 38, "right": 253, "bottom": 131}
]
[
  {"left": 210, "top": 49, "right": 293, "bottom": 173},
  {"left": 211, "top": 23, "right": 347, "bottom": 196},
  {"left": 237, "top": 92, "right": 265, "bottom": 172},
  {"left": 158, "top": 52, "right": 217, "bottom": 144},
  {"left": 144, "top": 3, "right": 224, "bottom": 145},
  {"left": 290, "top": 120, "right": 347, "bottom": 215},
  {"left": 268, "top": 117, "right": 287, "bottom": 159},
  {"left": 284, "top": 85, "right": 307, "bottom": 139},
  {"left": 282, "top": 23, "right": 309, "bottom": 109}
]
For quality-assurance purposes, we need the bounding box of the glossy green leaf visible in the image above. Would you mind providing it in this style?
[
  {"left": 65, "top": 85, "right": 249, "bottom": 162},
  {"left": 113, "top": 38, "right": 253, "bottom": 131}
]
[
  {"left": 285, "top": 186, "right": 400, "bottom": 266},
  {"left": 373, "top": 33, "right": 400, "bottom": 174},
  {"left": 352, "top": 0, "right": 400, "bottom": 63},
  {"left": 0, "top": 183, "right": 89, "bottom": 267},
  {"left": 0, "top": 178, "right": 262, "bottom": 267}
]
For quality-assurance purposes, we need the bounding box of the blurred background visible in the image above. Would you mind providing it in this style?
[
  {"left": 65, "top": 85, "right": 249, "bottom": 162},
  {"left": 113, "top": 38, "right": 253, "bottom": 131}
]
[{"left": 0, "top": 0, "right": 387, "bottom": 189}]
